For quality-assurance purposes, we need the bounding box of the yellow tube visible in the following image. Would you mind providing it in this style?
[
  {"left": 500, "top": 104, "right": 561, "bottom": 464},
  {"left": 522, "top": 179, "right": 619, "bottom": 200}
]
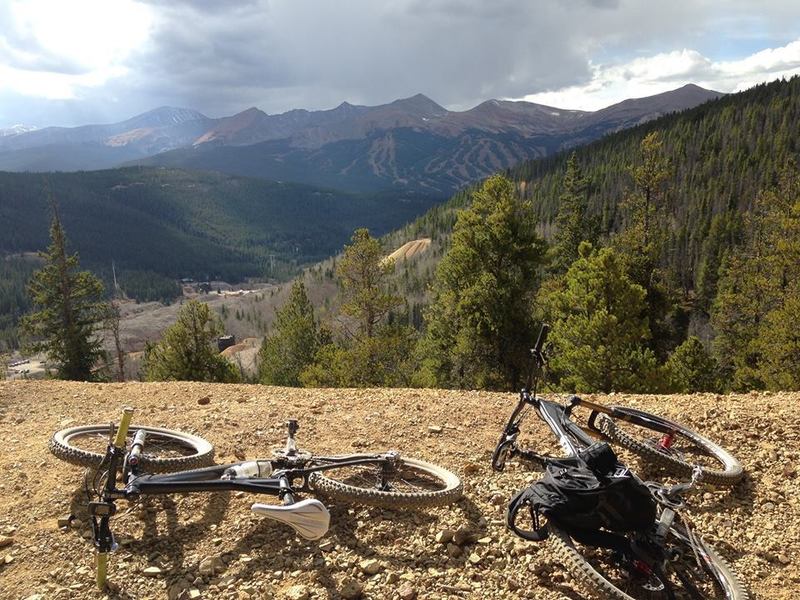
[
  {"left": 114, "top": 407, "right": 134, "bottom": 449},
  {"left": 96, "top": 552, "right": 108, "bottom": 589}
]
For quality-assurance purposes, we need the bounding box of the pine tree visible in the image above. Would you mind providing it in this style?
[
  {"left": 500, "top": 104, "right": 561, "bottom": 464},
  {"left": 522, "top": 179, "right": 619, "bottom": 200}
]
[
  {"left": 711, "top": 164, "right": 800, "bottom": 390},
  {"left": 142, "top": 300, "right": 239, "bottom": 382},
  {"left": 664, "top": 336, "right": 719, "bottom": 393},
  {"left": 540, "top": 242, "right": 658, "bottom": 393},
  {"left": 548, "top": 153, "right": 597, "bottom": 274},
  {"left": 259, "top": 281, "right": 321, "bottom": 386},
  {"left": 336, "top": 228, "right": 402, "bottom": 338},
  {"left": 421, "top": 174, "right": 547, "bottom": 390},
  {"left": 613, "top": 131, "right": 681, "bottom": 358},
  {"left": 21, "top": 212, "right": 107, "bottom": 380}
]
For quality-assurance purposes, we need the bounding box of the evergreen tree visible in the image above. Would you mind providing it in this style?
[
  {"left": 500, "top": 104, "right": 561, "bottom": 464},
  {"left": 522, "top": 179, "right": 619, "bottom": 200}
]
[
  {"left": 303, "top": 228, "right": 416, "bottom": 387},
  {"left": 259, "top": 281, "right": 322, "bottom": 386},
  {"left": 613, "top": 131, "right": 681, "bottom": 359},
  {"left": 421, "top": 175, "right": 547, "bottom": 390},
  {"left": 711, "top": 164, "right": 800, "bottom": 390},
  {"left": 664, "top": 336, "right": 720, "bottom": 393},
  {"left": 540, "top": 242, "right": 657, "bottom": 393},
  {"left": 548, "top": 153, "right": 597, "bottom": 274},
  {"left": 336, "top": 228, "right": 402, "bottom": 338},
  {"left": 21, "top": 212, "right": 107, "bottom": 380},
  {"left": 142, "top": 300, "right": 239, "bottom": 382}
]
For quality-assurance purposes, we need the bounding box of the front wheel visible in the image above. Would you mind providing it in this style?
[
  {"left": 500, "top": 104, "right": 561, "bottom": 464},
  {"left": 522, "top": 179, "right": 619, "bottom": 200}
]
[
  {"left": 598, "top": 407, "right": 743, "bottom": 486},
  {"left": 50, "top": 424, "right": 214, "bottom": 473},
  {"left": 309, "top": 455, "right": 462, "bottom": 509},
  {"left": 548, "top": 521, "right": 749, "bottom": 599}
]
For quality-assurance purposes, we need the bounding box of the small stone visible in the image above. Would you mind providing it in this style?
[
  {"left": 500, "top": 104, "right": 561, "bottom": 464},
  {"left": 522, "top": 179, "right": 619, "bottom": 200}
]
[
  {"left": 398, "top": 583, "right": 416, "bottom": 600},
  {"left": 0, "top": 535, "right": 13, "bottom": 548},
  {"left": 783, "top": 463, "right": 797, "bottom": 478},
  {"left": 142, "top": 566, "right": 163, "bottom": 577},
  {"left": 284, "top": 585, "right": 310, "bottom": 600},
  {"left": 453, "top": 526, "right": 475, "bottom": 546},
  {"left": 477, "top": 536, "right": 492, "bottom": 544},
  {"left": 446, "top": 543, "right": 462, "bottom": 558},
  {"left": 340, "top": 577, "right": 364, "bottom": 599},
  {"left": 435, "top": 529, "right": 454, "bottom": 544},
  {"left": 427, "top": 425, "right": 443, "bottom": 434},
  {"left": 189, "top": 590, "right": 201, "bottom": 599},
  {"left": 4, "top": 554, "right": 14, "bottom": 565},
  {"left": 463, "top": 462, "right": 481, "bottom": 475},
  {"left": 197, "top": 395, "right": 211, "bottom": 405},
  {"left": 198, "top": 556, "right": 225, "bottom": 576},
  {"left": 56, "top": 516, "right": 72, "bottom": 529},
  {"left": 319, "top": 540, "right": 335, "bottom": 552},
  {"left": 360, "top": 558, "right": 382, "bottom": 576},
  {"left": 468, "top": 552, "right": 482, "bottom": 565},
  {"left": 763, "top": 502, "right": 775, "bottom": 512},
  {"left": 777, "top": 554, "right": 791, "bottom": 566}
]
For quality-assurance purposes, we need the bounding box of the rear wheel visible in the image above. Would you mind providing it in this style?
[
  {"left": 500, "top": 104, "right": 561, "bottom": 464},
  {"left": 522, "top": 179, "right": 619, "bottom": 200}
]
[
  {"left": 309, "top": 454, "right": 462, "bottom": 509},
  {"left": 548, "top": 521, "right": 748, "bottom": 599},
  {"left": 599, "top": 408, "right": 743, "bottom": 486},
  {"left": 50, "top": 424, "right": 214, "bottom": 473}
]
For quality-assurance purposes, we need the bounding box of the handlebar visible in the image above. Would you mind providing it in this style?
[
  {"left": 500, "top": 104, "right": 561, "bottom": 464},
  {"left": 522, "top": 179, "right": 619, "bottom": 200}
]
[{"left": 530, "top": 324, "right": 549, "bottom": 369}]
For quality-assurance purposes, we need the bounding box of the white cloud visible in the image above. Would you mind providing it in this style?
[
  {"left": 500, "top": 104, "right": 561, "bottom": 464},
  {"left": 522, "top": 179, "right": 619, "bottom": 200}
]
[
  {"left": 0, "top": 0, "right": 153, "bottom": 100},
  {"left": 519, "top": 39, "right": 800, "bottom": 110}
]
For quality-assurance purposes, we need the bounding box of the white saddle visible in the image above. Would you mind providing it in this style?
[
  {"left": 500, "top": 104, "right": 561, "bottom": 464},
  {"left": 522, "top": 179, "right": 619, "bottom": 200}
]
[{"left": 250, "top": 499, "right": 330, "bottom": 540}]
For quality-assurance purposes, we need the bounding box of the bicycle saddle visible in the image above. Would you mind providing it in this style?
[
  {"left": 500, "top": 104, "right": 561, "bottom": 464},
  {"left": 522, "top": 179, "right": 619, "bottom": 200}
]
[{"left": 251, "top": 499, "right": 330, "bottom": 540}]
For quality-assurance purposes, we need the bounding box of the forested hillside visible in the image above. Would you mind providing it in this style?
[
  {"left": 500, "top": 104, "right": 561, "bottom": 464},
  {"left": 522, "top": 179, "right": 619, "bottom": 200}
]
[
  {"left": 0, "top": 168, "right": 439, "bottom": 283},
  {"left": 380, "top": 77, "right": 800, "bottom": 323}
]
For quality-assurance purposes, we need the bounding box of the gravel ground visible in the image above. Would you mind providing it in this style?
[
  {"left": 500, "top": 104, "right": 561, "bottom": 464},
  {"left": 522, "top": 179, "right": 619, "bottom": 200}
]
[{"left": 0, "top": 381, "right": 798, "bottom": 600}]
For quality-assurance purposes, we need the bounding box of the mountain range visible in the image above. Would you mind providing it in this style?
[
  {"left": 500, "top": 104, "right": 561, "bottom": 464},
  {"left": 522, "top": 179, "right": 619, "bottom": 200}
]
[{"left": 0, "top": 84, "right": 722, "bottom": 193}]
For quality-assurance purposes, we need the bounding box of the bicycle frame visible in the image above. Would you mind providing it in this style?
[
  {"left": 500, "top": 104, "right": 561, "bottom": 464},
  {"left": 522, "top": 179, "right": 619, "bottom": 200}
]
[{"left": 87, "top": 409, "right": 400, "bottom": 589}]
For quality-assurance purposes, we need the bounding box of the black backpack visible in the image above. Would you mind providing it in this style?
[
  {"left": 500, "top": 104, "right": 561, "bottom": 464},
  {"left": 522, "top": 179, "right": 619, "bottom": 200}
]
[{"left": 506, "top": 442, "right": 656, "bottom": 541}]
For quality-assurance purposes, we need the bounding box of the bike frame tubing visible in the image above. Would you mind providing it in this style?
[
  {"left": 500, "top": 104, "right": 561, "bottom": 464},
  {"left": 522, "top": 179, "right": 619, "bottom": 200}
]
[{"left": 126, "top": 455, "right": 392, "bottom": 497}]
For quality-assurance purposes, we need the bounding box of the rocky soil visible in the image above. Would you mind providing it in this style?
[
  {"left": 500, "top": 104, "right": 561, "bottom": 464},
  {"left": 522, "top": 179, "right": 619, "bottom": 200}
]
[{"left": 0, "top": 381, "right": 798, "bottom": 599}]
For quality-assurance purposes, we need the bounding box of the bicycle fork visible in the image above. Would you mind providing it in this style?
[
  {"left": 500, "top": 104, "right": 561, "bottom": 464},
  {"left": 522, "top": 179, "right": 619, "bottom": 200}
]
[{"left": 90, "top": 407, "right": 133, "bottom": 589}]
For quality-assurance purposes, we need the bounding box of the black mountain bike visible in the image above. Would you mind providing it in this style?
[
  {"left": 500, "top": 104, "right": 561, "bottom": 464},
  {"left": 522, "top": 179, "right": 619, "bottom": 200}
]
[
  {"left": 51, "top": 409, "right": 462, "bottom": 589},
  {"left": 492, "top": 326, "right": 748, "bottom": 599}
]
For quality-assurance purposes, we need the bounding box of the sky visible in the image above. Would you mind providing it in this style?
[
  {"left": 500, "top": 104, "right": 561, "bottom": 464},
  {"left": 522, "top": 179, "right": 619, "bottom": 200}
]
[{"left": 2, "top": 0, "right": 800, "bottom": 128}]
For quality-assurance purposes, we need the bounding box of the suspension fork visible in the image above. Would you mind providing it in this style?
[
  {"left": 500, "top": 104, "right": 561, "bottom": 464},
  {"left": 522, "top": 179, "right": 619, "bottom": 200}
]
[{"left": 91, "top": 407, "right": 133, "bottom": 589}]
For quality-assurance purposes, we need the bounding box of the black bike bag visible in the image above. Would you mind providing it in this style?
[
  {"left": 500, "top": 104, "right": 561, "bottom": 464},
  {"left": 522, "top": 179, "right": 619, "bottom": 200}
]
[{"left": 506, "top": 442, "right": 656, "bottom": 542}]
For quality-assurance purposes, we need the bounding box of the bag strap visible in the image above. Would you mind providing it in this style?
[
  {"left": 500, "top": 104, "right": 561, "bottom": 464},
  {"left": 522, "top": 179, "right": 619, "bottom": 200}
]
[{"left": 506, "top": 487, "right": 549, "bottom": 542}]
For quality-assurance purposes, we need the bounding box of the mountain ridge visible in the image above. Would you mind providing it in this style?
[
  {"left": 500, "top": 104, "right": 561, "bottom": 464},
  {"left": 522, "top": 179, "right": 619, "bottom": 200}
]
[{"left": 0, "top": 85, "right": 723, "bottom": 192}]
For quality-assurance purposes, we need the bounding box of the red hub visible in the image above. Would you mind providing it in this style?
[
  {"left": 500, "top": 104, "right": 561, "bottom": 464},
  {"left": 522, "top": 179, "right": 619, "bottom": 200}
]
[{"left": 658, "top": 431, "right": 676, "bottom": 451}]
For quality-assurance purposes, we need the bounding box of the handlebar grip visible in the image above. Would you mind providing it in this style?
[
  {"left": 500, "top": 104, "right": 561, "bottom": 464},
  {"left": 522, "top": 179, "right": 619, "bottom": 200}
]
[{"left": 533, "top": 324, "right": 549, "bottom": 355}]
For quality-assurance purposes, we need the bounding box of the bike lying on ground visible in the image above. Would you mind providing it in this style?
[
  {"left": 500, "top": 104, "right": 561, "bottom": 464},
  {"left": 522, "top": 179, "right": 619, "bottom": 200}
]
[
  {"left": 492, "top": 325, "right": 748, "bottom": 599},
  {"left": 50, "top": 410, "right": 462, "bottom": 589}
]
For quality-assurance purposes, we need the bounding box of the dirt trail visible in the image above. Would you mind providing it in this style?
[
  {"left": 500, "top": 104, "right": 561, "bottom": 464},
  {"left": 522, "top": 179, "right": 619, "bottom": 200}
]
[{"left": 0, "top": 381, "right": 798, "bottom": 599}]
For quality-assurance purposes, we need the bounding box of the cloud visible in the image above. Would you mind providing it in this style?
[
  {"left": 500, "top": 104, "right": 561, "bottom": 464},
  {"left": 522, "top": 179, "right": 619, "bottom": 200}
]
[
  {"left": 521, "top": 39, "right": 800, "bottom": 110},
  {"left": 2, "top": 0, "right": 800, "bottom": 126}
]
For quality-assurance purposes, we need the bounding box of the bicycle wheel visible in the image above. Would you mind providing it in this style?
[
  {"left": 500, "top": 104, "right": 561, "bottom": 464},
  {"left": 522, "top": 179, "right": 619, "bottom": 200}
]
[
  {"left": 548, "top": 521, "right": 749, "bottom": 599},
  {"left": 50, "top": 424, "right": 214, "bottom": 473},
  {"left": 598, "top": 407, "right": 743, "bottom": 486},
  {"left": 309, "top": 455, "right": 462, "bottom": 509}
]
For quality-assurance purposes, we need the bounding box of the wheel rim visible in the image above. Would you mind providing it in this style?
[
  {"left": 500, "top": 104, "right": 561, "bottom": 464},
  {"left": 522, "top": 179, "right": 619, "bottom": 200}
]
[
  {"left": 555, "top": 526, "right": 741, "bottom": 599},
  {"left": 317, "top": 458, "right": 451, "bottom": 495},
  {"left": 604, "top": 408, "right": 735, "bottom": 476},
  {"left": 64, "top": 428, "right": 203, "bottom": 461}
]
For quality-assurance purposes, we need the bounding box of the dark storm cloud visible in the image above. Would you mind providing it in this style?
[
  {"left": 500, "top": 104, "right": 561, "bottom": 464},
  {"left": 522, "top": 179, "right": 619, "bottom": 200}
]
[
  {"left": 117, "top": 0, "right": 602, "bottom": 116},
  {"left": 3, "top": 0, "right": 800, "bottom": 127}
]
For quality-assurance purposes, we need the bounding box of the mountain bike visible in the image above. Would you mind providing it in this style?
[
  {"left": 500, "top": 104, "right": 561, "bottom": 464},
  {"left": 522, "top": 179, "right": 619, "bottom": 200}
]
[
  {"left": 50, "top": 409, "right": 462, "bottom": 589},
  {"left": 491, "top": 326, "right": 748, "bottom": 599},
  {"left": 493, "top": 327, "right": 743, "bottom": 486}
]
